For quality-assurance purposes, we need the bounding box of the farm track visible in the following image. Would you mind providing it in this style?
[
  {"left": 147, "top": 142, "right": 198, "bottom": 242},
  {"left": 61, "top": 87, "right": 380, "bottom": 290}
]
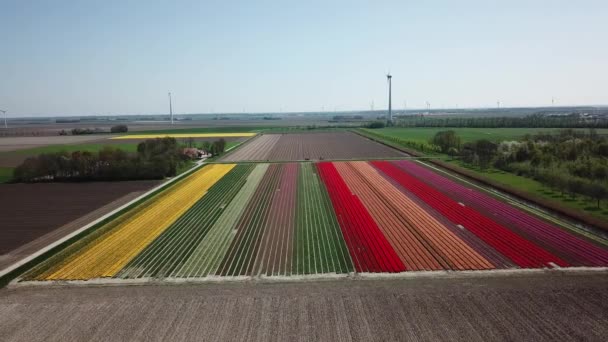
[
  {"left": 372, "top": 161, "right": 569, "bottom": 269},
  {"left": 317, "top": 162, "right": 405, "bottom": 273},
  {"left": 30, "top": 164, "right": 235, "bottom": 280},
  {"left": 295, "top": 163, "right": 353, "bottom": 274},
  {"left": 397, "top": 160, "right": 608, "bottom": 267},
  {"left": 117, "top": 165, "right": 254, "bottom": 278}
]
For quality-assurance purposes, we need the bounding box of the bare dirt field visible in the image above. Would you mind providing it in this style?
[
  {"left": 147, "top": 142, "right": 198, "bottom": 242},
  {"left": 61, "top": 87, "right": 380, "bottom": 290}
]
[
  {"left": 0, "top": 190, "right": 149, "bottom": 270},
  {"left": 1, "top": 272, "right": 606, "bottom": 341},
  {"left": 222, "top": 132, "right": 406, "bottom": 162},
  {"left": 0, "top": 181, "right": 159, "bottom": 256}
]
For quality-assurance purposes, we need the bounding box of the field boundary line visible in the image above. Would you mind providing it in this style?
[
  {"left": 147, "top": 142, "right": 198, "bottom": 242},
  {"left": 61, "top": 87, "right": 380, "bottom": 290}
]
[
  {"left": 9, "top": 267, "right": 608, "bottom": 288},
  {"left": 0, "top": 161, "right": 208, "bottom": 284}
]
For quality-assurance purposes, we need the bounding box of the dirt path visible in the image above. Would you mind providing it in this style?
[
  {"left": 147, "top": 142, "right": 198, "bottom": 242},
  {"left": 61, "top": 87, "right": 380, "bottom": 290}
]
[{"left": 1, "top": 272, "right": 607, "bottom": 341}]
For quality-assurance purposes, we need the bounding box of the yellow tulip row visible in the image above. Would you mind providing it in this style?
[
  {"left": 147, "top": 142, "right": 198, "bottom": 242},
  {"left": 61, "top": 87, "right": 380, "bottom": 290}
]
[{"left": 38, "top": 164, "right": 235, "bottom": 280}]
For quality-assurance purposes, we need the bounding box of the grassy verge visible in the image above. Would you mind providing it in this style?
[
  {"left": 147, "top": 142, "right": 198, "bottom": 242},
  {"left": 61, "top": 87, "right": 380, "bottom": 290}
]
[
  {"left": 1, "top": 143, "right": 138, "bottom": 157},
  {"left": 176, "top": 161, "right": 196, "bottom": 175},
  {"left": 0, "top": 167, "right": 14, "bottom": 183},
  {"left": 364, "top": 127, "right": 608, "bottom": 144}
]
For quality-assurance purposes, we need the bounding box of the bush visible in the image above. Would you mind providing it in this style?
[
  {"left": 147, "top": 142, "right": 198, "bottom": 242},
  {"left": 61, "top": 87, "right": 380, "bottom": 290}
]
[
  {"left": 431, "top": 130, "right": 461, "bottom": 153},
  {"left": 366, "top": 121, "right": 386, "bottom": 129},
  {"left": 71, "top": 128, "right": 102, "bottom": 135},
  {"left": 110, "top": 124, "right": 128, "bottom": 133}
]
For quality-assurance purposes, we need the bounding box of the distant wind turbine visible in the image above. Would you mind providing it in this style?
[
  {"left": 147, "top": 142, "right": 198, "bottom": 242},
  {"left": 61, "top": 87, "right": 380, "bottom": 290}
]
[
  {"left": 168, "top": 92, "right": 173, "bottom": 125},
  {"left": 0, "top": 110, "right": 6, "bottom": 129},
  {"left": 386, "top": 73, "right": 392, "bottom": 123}
]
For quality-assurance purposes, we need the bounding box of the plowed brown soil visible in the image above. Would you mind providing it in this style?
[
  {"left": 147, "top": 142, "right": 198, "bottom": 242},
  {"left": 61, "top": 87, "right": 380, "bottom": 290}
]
[
  {"left": 0, "top": 181, "right": 159, "bottom": 255},
  {"left": 221, "top": 132, "right": 406, "bottom": 162},
  {"left": 1, "top": 272, "right": 606, "bottom": 341}
]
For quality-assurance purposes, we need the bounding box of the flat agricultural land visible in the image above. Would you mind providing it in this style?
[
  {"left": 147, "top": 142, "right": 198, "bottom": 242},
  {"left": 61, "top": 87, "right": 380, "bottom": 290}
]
[
  {"left": 362, "top": 127, "right": 608, "bottom": 144},
  {"left": 221, "top": 132, "right": 406, "bottom": 162},
  {"left": 110, "top": 132, "right": 256, "bottom": 139},
  {"left": 0, "top": 167, "right": 13, "bottom": 183},
  {"left": 18, "top": 160, "right": 608, "bottom": 283},
  {"left": 0, "top": 136, "right": 248, "bottom": 169},
  {"left": 1, "top": 273, "right": 607, "bottom": 341},
  {"left": 0, "top": 181, "right": 159, "bottom": 261},
  {"left": 0, "top": 135, "right": 112, "bottom": 153}
]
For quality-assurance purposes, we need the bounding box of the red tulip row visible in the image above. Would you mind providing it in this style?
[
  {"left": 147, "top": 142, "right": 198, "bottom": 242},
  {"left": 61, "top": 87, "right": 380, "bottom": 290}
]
[
  {"left": 394, "top": 160, "right": 608, "bottom": 267},
  {"left": 317, "top": 162, "right": 405, "bottom": 273},
  {"left": 371, "top": 161, "right": 569, "bottom": 268}
]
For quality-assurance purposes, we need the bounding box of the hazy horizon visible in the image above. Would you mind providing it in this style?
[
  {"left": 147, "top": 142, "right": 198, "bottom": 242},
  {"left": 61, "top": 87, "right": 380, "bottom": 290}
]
[{"left": 1, "top": 0, "right": 607, "bottom": 117}]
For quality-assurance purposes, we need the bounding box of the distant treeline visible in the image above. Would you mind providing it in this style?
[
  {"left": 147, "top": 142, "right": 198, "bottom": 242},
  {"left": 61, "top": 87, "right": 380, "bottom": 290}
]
[
  {"left": 329, "top": 115, "right": 365, "bottom": 123},
  {"left": 394, "top": 114, "right": 608, "bottom": 128},
  {"left": 58, "top": 125, "right": 128, "bottom": 135},
  {"left": 13, "top": 137, "right": 187, "bottom": 182},
  {"left": 433, "top": 129, "right": 608, "bottom": 207}
]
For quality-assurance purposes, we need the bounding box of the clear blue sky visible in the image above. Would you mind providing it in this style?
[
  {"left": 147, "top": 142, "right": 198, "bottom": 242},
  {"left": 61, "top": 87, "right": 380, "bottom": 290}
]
[{"left": 1, "top": 0, "right": 607, "bottom": 116}]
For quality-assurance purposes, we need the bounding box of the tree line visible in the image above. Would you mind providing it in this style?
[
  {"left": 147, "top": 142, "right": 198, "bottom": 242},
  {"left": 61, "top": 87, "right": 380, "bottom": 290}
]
[
  {"left": 13, "top": 137, "right": 188, "bottom": 182},
  {"left": 395, "top": 114, "right": 608, "bottom": 128},
  {"left": 432, "top": 129, "right": 608, "bottom": 207}
]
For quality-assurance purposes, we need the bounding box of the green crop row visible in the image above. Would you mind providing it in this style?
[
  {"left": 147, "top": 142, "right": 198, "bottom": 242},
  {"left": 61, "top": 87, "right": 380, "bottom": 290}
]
[{"left": 295, "top": 163, "right": 353, "bottom": 274}]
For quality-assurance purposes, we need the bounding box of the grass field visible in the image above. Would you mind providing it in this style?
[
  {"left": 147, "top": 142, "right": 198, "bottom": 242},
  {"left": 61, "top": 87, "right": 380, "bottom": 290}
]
[
  {"left": 132, "top": 126, "right": 267, "bottom": 134},
  {"left": 2, "top": 142, "right": 139, "bottom": 156},
  {"left": 0, "top": 167, "right": 14, "bottom": 183},
  {"left": 363, "top": 127, "right": 608, "bottom": 144},
  {"left": 449, "top": 160, "right": 608, "bottom": 221}
]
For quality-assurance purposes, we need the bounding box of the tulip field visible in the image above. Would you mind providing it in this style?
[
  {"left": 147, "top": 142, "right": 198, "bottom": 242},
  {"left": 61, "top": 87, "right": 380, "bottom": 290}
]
[{"left": 22, "top": 160, "right": 608, "bottom": 282}]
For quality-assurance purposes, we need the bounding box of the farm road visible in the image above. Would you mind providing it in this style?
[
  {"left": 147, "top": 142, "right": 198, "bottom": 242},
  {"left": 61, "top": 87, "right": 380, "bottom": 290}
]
[{"left": 1, "top": 272, "right": 607, "bottom": 341}]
